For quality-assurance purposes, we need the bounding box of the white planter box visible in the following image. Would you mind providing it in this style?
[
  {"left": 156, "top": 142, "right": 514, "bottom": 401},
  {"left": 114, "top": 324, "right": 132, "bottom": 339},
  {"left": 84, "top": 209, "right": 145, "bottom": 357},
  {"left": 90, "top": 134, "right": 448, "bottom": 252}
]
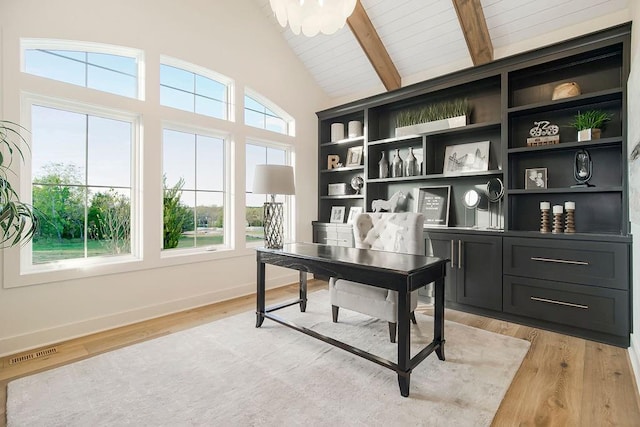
[
  {"left": 395, "top": 115, "right": 467, "bottom": 137},
  {"left": 578, "top": 128, "right": 601, "bottom": 141}
]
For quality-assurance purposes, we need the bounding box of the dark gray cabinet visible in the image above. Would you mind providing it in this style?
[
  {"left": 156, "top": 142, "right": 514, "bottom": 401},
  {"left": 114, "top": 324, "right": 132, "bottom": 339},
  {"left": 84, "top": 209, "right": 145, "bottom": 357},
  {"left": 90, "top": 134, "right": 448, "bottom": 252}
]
[
  {"left": 503, "top": 236, "right": 630, "bottom": 344},
  {"left": 426, "top": 231, "right": 502, "bottom": 311},
  {"left": 314, "top": 24, "right": 633, "bottom": 347}
]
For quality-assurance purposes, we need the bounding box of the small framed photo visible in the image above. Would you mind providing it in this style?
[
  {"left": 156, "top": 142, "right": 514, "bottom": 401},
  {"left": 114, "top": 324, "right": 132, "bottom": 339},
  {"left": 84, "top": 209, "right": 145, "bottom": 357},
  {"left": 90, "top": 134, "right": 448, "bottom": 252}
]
[
  {"left": 346, "top": 206, "right": 363, "bottom": 224},
  {"left": 525, "top": 167, "right": 548, "bottom": 189},
  {"left": 443, "top": 141, "right": 490, "bottom": 176},
  {"left": 345, "top": 146, "right": 363, "bottom": 167},
  {"left": 330, "top": 206, "right": 346, "bottom": 223}
]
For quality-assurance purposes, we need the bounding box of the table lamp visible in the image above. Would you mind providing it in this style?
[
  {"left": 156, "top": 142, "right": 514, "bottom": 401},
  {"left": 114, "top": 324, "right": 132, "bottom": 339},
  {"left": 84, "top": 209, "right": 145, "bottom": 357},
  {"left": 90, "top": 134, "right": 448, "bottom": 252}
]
[{"left": 252, "top": 164, "right": 295, "bottom": 249}]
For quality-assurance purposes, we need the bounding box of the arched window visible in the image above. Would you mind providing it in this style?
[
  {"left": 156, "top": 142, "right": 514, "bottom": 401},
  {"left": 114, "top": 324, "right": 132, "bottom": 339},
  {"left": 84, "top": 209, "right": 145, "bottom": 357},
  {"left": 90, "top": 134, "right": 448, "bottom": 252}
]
[
  {"left": 22, "top": 39, "right": 142, "bottom": 99},
  {"left": 244, "top": 89, "right": 294, "bottom": 136},
  {"left": 160, "top": 56, "right": 233, "bottom": 121}
]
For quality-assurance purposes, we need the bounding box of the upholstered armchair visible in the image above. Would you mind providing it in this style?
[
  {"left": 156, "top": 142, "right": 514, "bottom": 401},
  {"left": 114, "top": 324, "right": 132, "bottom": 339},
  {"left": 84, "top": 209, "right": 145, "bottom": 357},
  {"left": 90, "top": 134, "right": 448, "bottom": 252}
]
[{"left": 329, "top": 212, "right": 425, "bottom": 343}]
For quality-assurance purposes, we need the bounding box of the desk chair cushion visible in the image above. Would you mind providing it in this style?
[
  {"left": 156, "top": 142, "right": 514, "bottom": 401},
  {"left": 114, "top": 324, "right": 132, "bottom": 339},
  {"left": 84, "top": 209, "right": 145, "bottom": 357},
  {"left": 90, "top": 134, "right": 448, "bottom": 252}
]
[{"left": 329, "top": 212, "right": 424, "bottom": 341}]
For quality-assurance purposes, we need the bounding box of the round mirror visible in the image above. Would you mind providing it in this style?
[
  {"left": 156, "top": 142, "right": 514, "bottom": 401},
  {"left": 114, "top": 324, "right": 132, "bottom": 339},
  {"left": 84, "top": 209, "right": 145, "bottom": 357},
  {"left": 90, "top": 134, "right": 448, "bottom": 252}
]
[
  {"left": 463, "top": 189, "right": 481, "bottom": 209},
  {"left": 486, "top": 178, "right": 504, "bottom": 202}
]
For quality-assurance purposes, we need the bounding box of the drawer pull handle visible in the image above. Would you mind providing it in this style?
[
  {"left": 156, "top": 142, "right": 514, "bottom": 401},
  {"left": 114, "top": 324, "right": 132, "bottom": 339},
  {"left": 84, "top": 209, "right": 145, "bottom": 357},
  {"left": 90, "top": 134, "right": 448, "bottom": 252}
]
[
  {"left": 530, "top": 296, "right": 588, "bottom": 309},
  {"left": 530, "top": 257, "right": 589, "bottom": 266}
]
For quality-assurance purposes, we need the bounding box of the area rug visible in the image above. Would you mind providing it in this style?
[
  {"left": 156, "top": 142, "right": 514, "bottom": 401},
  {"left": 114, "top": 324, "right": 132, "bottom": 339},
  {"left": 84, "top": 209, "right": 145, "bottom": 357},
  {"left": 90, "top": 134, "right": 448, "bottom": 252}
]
[{"left": 7, "top": 290, "right": 530, "bottom": 426}]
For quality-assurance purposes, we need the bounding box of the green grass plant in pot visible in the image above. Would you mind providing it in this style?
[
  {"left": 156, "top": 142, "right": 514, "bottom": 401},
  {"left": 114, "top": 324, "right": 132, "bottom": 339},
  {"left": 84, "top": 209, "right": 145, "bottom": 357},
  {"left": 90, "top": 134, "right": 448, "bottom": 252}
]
[
  {"left": 395, "top": 98, "right": 469, "bottom": 137},
  {"left": 570, "top": 110, "right": 613, "bottom": 142},
  {"left": 0, "top": 120, "right": 38, "bottom": 247}
]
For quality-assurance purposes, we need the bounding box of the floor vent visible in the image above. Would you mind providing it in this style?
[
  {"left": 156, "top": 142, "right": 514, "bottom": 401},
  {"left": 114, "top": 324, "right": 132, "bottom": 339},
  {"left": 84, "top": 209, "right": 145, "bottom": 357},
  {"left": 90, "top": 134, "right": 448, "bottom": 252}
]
[{"left": 8, "top": 346, "right": 58, "bottom": 365}]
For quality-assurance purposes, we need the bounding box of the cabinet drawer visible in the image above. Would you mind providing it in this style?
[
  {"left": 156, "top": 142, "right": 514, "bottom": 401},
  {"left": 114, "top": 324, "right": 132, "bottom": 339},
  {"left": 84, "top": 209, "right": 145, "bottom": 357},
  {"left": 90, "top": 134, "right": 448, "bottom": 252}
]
[
  {"left": 503, "top": 275, "right": 628, "bottom": 336},
  {"left": 504, "top": 237, "right": 628, "bottom": 290}
]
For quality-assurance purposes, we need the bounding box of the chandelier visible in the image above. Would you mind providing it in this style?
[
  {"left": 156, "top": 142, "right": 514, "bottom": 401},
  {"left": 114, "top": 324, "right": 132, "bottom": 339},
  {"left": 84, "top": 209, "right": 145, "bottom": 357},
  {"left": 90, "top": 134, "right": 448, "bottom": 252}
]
[{"left": 269, "top": 0, "right": 357, "bottom": 37}]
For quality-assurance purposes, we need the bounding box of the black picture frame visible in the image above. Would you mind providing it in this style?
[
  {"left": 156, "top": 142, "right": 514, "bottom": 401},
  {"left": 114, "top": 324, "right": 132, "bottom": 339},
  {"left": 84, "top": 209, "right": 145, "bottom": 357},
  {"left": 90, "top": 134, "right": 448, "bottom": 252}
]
[
  {"left": 524, "top": 167, "right": 548, "bottom": 189},
  {"left": 414, "top": 185, "right": 451, "bottom": 227}
]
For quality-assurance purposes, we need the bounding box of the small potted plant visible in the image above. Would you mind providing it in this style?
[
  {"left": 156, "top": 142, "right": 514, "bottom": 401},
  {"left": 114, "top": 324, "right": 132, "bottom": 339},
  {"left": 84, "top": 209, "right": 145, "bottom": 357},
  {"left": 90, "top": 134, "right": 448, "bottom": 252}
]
[{"left": 569, "top": 110, "right": 613, "bottom": 142}]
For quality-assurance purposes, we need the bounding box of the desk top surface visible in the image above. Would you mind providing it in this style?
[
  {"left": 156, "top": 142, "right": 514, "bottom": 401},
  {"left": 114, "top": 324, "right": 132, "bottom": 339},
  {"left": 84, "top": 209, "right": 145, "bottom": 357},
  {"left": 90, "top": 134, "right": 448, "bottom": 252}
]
[{"left": 257, "top": 242, "right": 447, "bottom": 275}]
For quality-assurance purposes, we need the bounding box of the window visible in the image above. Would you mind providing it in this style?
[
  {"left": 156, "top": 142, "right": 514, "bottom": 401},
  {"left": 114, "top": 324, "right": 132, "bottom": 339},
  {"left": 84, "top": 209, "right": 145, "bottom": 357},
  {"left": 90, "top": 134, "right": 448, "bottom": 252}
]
[
  {"left": 28, "top": 101, "right": 136, "bottom": 266},
  {"left": 160, "top": 57, "right": 232, "bottom": 120},
  {"left": 22, "top": 39, "right": 141, "bottom": 99},
  {"left": 244, "top": 89, "right": 294, "bottom": 136},
  {"left": 245, "top": 141, "right": 293, "bottom": 245},
  {"left": 162, "top": 128, "right": 227, "bottom": 251}
]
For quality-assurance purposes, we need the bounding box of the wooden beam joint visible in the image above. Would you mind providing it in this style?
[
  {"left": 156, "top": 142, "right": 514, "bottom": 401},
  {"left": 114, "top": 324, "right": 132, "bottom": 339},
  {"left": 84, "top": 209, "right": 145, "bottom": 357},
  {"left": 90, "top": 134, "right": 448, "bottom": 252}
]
[
  {"left": 452, "top": 0, "right": 494, "bottom": 66},
  {"left": 347, "top": 1, "right": 401, "bottom": 91}
]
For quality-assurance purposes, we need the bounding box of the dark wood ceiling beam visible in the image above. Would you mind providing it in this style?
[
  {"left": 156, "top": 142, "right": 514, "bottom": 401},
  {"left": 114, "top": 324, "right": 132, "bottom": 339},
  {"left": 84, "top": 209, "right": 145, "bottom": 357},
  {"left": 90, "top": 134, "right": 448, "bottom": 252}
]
[
  {"left": 347, "top": 1, "right": 401, "bottom": 91},
  {"left": 452, "top": 0, "right": 494, "bottom": 65}
]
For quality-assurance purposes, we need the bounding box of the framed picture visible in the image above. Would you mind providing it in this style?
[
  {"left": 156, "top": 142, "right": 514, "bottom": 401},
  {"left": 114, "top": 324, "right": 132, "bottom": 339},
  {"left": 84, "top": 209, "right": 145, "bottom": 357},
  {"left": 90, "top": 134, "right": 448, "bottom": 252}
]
[
  {"left": 345, "top": 146, "right": 363, "bottom": 167},
  {"left": 525, "top": 167, "right": 548, "bottom": 189},
  {"left": 330, "top": 206, "right": 346, "bottom": 223},
  {"left": 443, "top": 141, "right": 490, "bottom": 175},
  {"left": 346, "top": 206, "right": 363, "bottom": 224},
  {"left": 413, "top": 186, "right": 451, "bottom": 227}
]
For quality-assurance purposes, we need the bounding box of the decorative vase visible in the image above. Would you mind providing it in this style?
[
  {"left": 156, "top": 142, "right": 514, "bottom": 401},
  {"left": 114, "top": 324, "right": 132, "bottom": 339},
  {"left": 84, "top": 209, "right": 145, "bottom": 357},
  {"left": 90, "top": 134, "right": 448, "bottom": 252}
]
[
  {"left": 378, "top": 152, "right": 389, "bottom": 178},
  {"left": 391, "top": 149, "right": 403, "bottom": 178},
  {"left": 404, "top": 147, "right": 418, "bottom": 176}
]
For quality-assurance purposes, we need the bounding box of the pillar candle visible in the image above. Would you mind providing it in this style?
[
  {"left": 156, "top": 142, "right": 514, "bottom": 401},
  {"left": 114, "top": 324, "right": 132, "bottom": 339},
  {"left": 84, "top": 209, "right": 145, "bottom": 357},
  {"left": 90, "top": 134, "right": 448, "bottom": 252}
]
[
  {"left": 540, "top": 201, "right": 550, "bottom": 210},
  {"left": 553, "top": 205, "right": 563, "bottom": 214}
]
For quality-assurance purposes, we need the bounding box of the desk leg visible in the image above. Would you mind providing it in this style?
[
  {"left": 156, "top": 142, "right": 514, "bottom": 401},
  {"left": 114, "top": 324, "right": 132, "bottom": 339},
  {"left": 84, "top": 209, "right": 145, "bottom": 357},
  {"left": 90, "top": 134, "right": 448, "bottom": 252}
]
[
  {"left": 256, "top": 260, "right": 265, "bottom": 328},
  {"left": 299, "top": 271, "right": 307, "bottom": 312},
  {"left": 397, "top": 285, "right": 411, "bottom": 397},
  {"left": 434, "top": 277, "right": 446, "bottom": 361}
]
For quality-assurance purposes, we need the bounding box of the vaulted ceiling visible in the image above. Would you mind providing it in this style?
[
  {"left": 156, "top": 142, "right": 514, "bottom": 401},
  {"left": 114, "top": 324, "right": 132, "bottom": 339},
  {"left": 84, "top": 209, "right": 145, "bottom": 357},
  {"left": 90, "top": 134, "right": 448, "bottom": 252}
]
[{"left": 255, "top": 0, "right": 630, "bottom": 102}]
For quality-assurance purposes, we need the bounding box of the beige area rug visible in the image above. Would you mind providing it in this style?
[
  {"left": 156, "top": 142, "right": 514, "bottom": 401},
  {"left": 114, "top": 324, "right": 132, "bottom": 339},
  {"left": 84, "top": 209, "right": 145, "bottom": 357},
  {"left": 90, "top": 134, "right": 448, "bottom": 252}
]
[{"left": 7, "top": 290, "right": 530, "bottom": 426}]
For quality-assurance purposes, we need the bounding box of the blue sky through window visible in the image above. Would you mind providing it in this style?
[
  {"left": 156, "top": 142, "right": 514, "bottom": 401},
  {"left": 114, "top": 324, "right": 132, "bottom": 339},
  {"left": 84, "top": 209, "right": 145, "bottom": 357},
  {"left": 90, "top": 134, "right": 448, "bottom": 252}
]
[{"left": 24, "top": 49, "right": 138, "bottom": 98}]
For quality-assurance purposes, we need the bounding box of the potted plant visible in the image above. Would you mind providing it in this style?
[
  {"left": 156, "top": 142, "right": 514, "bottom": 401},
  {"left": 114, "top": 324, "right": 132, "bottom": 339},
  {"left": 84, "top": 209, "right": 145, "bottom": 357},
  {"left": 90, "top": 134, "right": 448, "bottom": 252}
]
[
  {"left": 1, "top": 120, "right": 38, "bottom": 246},
  {"left": 569, "top": 110, "right": 612, "bottom": 142},
  {"left": 395, "top": 98, "right": 469, "bottom": 137}
]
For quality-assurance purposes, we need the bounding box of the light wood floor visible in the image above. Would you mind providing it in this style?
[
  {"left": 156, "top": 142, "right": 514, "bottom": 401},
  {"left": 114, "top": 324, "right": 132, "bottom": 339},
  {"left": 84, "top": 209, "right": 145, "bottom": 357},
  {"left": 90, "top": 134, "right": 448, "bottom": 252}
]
[{"left": 1, "top": 280, "right": 639, "bottom": 426}]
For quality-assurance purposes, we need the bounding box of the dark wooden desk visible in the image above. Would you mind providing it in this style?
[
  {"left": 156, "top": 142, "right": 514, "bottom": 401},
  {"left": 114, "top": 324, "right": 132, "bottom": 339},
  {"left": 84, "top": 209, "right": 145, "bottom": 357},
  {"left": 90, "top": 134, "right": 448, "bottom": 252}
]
[{"left": 256, "top": 243, "right": 448, "bottom": 397}]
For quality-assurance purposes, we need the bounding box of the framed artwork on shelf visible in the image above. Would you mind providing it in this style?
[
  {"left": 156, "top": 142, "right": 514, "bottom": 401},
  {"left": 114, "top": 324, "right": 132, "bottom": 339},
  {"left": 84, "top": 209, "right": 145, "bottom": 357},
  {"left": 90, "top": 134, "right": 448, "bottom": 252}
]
[
  {"left": 524, "top": 167, "right": 548, "bottom": 189},
  {"left": 413, "top": 186, "right": 451, "bottom": 227},
  {"left": 346, "top": 206, "right": 363, "bottom": 224},
  {"left": 330, "top": 206, "right": 346, "bottom": 223},
  {"left": 443, "top": 141, "right": 490, "bottom": 175},
  {"left": 345, "top": 146, "right": 363, "bottom": 167}
]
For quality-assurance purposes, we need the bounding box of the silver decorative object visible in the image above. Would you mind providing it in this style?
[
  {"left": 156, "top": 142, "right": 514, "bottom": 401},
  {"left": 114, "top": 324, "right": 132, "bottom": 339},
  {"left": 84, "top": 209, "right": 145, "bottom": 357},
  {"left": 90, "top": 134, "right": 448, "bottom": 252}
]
[
  {"left": 378, "top": 152, "right": 389, "bottom": 178},
  {"left": 404, "top": 147, "right": 418, "bottom": 176},
  {"left": 391, "top": 148, "right": 403, "bottom": 178}
]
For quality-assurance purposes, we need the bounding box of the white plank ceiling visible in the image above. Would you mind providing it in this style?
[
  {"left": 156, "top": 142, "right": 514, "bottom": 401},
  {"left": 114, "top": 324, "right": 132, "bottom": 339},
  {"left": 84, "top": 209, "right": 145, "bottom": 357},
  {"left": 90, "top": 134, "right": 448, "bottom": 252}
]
[{"left": 254, "top": 0, "right": 630, "bottom": 101}]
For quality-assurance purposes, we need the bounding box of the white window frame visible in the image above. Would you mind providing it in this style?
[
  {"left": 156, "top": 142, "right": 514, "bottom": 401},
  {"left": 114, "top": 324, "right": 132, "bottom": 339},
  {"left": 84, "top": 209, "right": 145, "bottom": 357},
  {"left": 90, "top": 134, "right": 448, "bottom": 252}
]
[
  {"left": 20, "top": 38, "right": 145, "bottom": 100},
  {"left": 244, "top": 87, "right": 295, "bottom": 136},
  {"left": 245, "top": 138, "right": 295, "bottom": 249},
  {"left": 160, "top": 122, "right": 233, "bottom": 258},
  {"left": 3, "top": 93, "right": 142, "bottom": 288},
  {"left": 160, "top": 55, "right": 235, "bottom": 122}
]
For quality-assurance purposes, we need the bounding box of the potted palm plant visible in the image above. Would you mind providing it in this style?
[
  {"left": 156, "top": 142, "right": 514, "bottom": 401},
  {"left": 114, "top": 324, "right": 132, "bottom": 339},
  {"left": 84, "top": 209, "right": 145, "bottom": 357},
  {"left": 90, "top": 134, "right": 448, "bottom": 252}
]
[
  {"left": 570, "top": 110, "right": 613, "bottom": 142},
  {"left": 1, "top": 120, "right": 38, "bottom": 246}
]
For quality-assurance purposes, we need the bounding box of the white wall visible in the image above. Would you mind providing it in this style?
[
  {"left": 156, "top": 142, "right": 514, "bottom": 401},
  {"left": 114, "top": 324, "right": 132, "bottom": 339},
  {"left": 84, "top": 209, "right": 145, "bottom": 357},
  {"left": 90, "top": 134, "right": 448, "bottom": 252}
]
[
  {"left": 0, "top": 0, "right": 328, "bottom": 356},
  {"left": 628, "top": 1, "right": 640, "bottom": 393}
]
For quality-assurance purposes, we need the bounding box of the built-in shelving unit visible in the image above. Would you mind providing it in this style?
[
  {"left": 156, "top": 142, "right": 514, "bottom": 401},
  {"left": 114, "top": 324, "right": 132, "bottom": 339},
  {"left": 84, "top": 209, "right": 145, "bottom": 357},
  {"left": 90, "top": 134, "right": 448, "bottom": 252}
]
[{"left": 315, "top": 24, "right": 633, "bottom": 347}]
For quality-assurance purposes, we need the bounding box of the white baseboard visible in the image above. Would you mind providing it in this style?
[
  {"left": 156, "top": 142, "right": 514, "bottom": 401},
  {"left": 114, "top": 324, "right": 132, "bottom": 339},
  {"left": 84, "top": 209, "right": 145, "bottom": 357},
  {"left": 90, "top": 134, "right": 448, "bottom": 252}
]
[
  {"left": 630, "top": 333, "right": 640, "bottom": 394},
  {"left": 0, "top": 271, "right": 300, "bottom": 357}
]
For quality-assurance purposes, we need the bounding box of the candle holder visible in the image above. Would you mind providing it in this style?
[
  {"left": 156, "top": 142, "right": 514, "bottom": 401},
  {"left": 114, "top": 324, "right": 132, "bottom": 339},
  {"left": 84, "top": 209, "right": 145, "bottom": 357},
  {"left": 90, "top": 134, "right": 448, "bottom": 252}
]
[
  {"left": 552, "top": 205, "right": 563, "bottom": 234},
  {"left": 540, "top": 202, "right": 550, "bottom": 233},
  {"left": 564, "top": 201, "right": 575, "bottom": 233}
]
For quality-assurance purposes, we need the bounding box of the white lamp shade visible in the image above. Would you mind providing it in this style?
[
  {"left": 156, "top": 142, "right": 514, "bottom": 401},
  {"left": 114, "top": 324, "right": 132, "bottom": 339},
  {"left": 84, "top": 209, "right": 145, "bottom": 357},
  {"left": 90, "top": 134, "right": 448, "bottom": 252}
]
[{"left": 253, "top": 165, "right": 296, "bottom": 195}]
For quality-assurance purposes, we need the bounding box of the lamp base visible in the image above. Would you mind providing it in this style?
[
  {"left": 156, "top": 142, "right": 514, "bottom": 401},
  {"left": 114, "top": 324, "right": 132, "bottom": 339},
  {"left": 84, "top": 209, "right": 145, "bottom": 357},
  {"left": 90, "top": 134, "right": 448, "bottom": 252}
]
[{"left": 263, "top": 202, "right": 284, "bottom": 249}]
